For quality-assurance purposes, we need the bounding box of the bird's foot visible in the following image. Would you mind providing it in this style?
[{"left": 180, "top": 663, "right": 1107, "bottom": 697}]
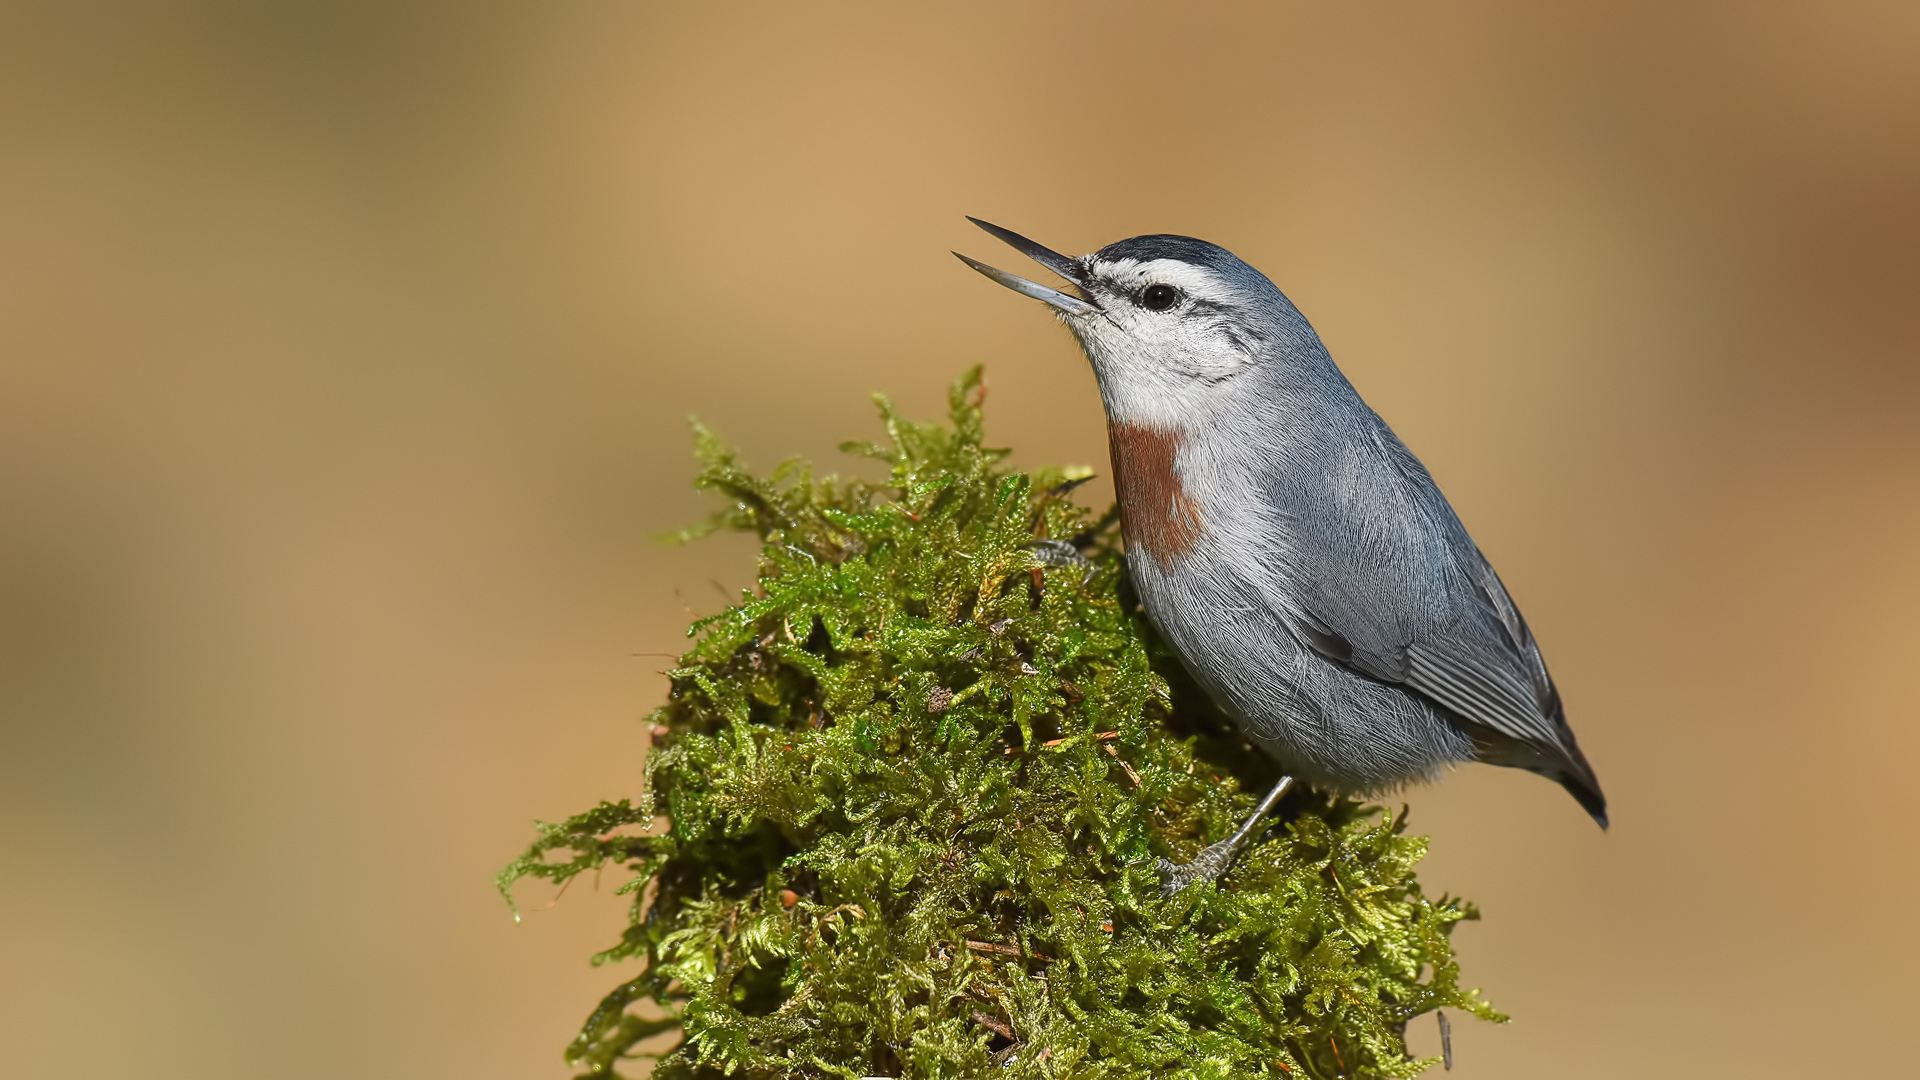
[
  {"left": 1154, "top": 774, "right": 1296, "bottom": 898},
  {"left": 1022, "top": 539, "right": 1095, "bottom": 583},
  {"left": 1154, "top": 836, "right": 1244, "bottom": 898}
]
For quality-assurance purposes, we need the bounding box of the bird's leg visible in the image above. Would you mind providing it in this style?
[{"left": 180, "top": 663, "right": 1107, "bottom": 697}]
[{"left": 1156, "top": 775, "right": 1294, "bottom": 897}]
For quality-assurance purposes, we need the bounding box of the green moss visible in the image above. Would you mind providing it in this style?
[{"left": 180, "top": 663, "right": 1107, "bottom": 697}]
[{"left": 500, "top": 369, "right": 1502, "bottom": 1080}]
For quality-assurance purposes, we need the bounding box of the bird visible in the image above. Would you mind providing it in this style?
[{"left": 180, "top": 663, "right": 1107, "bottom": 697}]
[{"left": 955, "top": 218, "right": 1605, "bottom": 894}]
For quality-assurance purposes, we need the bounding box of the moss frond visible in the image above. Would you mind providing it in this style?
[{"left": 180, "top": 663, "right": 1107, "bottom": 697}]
[{"left": 503, "top": 367, "right": 1502, "bottom": 1079}]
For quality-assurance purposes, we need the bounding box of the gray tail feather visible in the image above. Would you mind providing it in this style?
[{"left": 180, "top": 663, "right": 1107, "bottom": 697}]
[
  {"left": 1556, "top": 756, "right": 1608, "bottom": 829},
  {"left": 1546, "top": 718, "right": 1608, "bottom": 829},
  {"left": 1468, "top": 725, "right": 1608, "bottom": 829}
]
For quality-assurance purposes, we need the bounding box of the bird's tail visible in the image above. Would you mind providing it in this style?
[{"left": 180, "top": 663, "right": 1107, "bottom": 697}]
[
  {"left": 1468, "top": 725, "right": 1608, "bottom": 829},
  {"left": 1554, "top": 753, "right": 1609, "bottom": 829}
]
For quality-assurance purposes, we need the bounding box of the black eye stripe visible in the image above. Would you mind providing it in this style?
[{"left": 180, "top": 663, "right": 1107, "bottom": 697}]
[{"left": 1139, "top": 284, "right": 1180, "bottom": 311}]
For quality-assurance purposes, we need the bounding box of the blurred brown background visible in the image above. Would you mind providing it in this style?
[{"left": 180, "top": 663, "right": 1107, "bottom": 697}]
[{"left": 2, "top": 2, "right": 1916, "bottom": 1077}]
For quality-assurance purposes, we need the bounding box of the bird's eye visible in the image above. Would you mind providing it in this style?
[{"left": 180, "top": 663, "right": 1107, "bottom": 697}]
[{"left": 1139, "top": 284, "right": 1180, "bottom": 311}]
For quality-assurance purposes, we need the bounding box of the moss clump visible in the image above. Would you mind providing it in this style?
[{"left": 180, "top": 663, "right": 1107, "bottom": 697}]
[{"left": 500, "top": 369, "right": 1502, "bottom": 1080}]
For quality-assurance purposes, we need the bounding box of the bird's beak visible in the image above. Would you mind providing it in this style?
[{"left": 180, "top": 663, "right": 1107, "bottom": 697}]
[{"left": 953, "top": 217, "right": 1099, "bottom": 316}]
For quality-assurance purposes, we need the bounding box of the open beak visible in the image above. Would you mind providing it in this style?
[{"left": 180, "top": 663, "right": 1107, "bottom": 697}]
[{"left": 953, "top": 217, "right": 1099, "bottom": 316}]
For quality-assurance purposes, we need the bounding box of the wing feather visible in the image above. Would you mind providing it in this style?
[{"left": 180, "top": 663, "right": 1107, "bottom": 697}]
[
  {"left": 1406, "top": 643, "right": 1557, "bottom": 745},
  {"left": 1273, "top": 415, "right": 1580, "bottom": 763}
]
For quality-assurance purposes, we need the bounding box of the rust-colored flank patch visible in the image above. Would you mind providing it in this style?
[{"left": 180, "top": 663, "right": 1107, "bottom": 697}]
[{"left": 1108, "top": 422, "right": 1205, "bottom": 570}]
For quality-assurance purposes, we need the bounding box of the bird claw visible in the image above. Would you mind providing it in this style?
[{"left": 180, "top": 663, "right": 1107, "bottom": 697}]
[
  {"left": 1022, "top": 539, "right": 1095, "bottom": 583},
  {"left": 1154, "top": 837, "right": 1243, "bottom": 898}
]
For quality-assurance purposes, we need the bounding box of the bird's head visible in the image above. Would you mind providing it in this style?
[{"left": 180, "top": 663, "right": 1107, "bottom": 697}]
[{"left": 956, "top": 218, "right": 1303, "bottom": 429}]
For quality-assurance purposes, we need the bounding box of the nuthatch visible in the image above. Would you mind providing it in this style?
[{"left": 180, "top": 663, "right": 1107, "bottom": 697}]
[{"left": 957, "top": 219, "right": 1605, "bottom": 894}]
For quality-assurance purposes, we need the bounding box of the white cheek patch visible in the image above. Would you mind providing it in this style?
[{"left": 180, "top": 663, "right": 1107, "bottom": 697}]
[{"left": 1072, "top": 257, "right": 1258, "bottom": 429}]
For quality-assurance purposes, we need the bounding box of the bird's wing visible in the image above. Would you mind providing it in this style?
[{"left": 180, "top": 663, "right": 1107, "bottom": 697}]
[
  {"left": 1293, "top": 556, "right": 1563, "bottom": 749},
  {"left": 1269, "top": 421, "right": 1567, "bottom": 752},
  {"left": 1252, "top": 411, "right": 1604, "bottom": 823}
]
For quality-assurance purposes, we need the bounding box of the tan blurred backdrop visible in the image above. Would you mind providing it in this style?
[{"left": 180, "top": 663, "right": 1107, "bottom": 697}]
[{"left": 2, "top": 2, "right": 1916, "bottom": 1077}]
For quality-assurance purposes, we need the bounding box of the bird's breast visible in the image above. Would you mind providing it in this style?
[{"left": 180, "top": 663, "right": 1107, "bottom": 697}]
[{"left": 1107, "top": 422, "right": 1206, "bottom": 571}]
